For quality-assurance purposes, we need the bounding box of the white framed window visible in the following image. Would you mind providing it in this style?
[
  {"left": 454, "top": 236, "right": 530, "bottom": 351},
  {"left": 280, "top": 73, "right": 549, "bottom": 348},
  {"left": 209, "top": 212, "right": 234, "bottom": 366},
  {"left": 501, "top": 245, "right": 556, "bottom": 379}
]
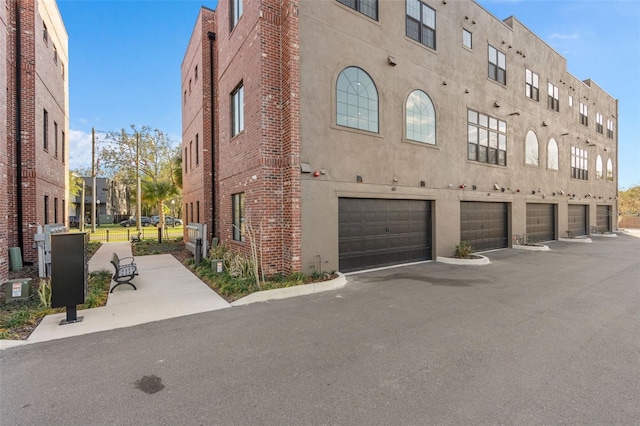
[
  {"left": 406, "top": 90, "right": 436, "bottom": 145},
  {"left": 547, "top": 82, "right": 559, "bottom": 112},
  {"left": 488, "top": 45, "right": 506, "bottom": 85},
  {"left": 596, "top": 155, "right": 603, "bottom": 179},
  {"left": 547, "top": 138, "right": 558, "bottom": 171},
  {"left": 231, "top": 83, "right": 244, "bottom": 137},
  {"left": 337, "top": 0, "right": 378, "bottom": 20},
  {"left": 571, "top": 146, "right": 588, "bottom": 180},
  {"left": 568, "top": 95, "right": 573, "bottom": 107},
  {"left": 463, "top": 29, "right": 472, "bottom": 49},
  {"left": 406, "top": 0, "right": 436, "bottom": 49},
  {"left": 525, "top": 130, "right": 539, "bottom": 166},
  {"left": 525, "top": 69, "right": 539, "bottom": 101},
  {"left": 231, "top": 0, "right": 243, "bottom": 29},
  {"left": 467, "top": 109, "right": 507, "bottom": 166},
  {"left": 596, "top": 112, "right": 603, "bottom": 134},
  {"left": 607, "top": 118, "right": 614, "bottom": 139},
  {"left": 580, "top": 102, "right": 588, "bottom": 126}
]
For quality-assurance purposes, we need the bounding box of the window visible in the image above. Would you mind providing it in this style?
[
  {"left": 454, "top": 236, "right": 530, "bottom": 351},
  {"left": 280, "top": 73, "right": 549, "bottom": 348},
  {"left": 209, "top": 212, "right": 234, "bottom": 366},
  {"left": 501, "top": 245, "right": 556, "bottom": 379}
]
[
  {"left": 525, "top": 69, "right": 539, "bottom": 101},
  {"left": 195, "top": 134, "right": 199, "bottom": 166},
  {"left": 547, "top": 138, "right": 558, "bottom": 171},
  {"left": 406, "top": 90, "right": 436, "bottom": 144},
  {"left": 579, "top": 102, "right": 588, "bottom": 126},
  {"left": 596, "top": 155, "right": 603, "bottom": 179},
  {"left": 44, "top": 195, "right": 49, "bottom": 224},
  {"left": 231, "top": 0, "right": 243, "bottom": 29},
  {"left": 231, "top": 83, "right": 244, "bottom": 137},
  {"left": 195, "top": 65, "right": 198, "bottom": 81},
  {"left": 568, "top": 95, "right": 573, "bottom": 107},
  {"left": 488, "top": 45, "right": 506, "bottom": 85},
  {"left": 54, "top": 122, "right": 58, "bottom": 158},
  {"left": 190, "top": 203, "right": 194, "bottom": 223},
  {"left": 53, "top": 45, "right": 58, "bottom": 63},
  {"left": 184, "top": 90, "right": 187, "bottom": 105},
  {"left": 596, "top": 112, "right": 603, "bottom": 134},
  {"left": 54, "top": 197, "right": 59, "bottom": 223},
  {"left": 462, "top": 29, "right": 472, "bottom": 49},
  {"left": 61, "top": 131, "right": 65, "bottom": 163},
  {"left": 185, "top": 203, "right": 188, "bottom": 222},
  {"left": 184, "top": 147, "right": 188, "bottom": 173},
  {"left": 232, "top": 193, "right": 245, "bottom": 242},
  {"left": 61, "top": 63, "right": 65, "bottom": 79},
  {"left": 189, "top": 79, "right": 192, "bottom": 93},
  {"left": 571, "top": 146, "right": 588, "bottom": 180},
  {"left": 606, "top": 158, "right": 613, "bottom": 181},
  {"left": 525, "top": 130, "right": 539, "bottom": 166},
  {"left": 189, "top": 141, "right": 193, "bottom": 170},
  {"left": 43, "top": 23, "right": 48, "bottom": 44},
  {"left": 196, "top": 200, "right": 200, "bottom": 223},
  {"left": 607, "top": 118, "right": 614, "bottom": 139},
  {"left": 43, "top": 109, "right": 48, "bottom": 151},
  {"left": 336, "top": 67, "right": 378, "bottom": 133},
  {"left": 467, "top": 109, "right": 507, "bottom": 166},
  {"left": 337, "top": 0, "right": 378, "bottom": 20},
  {"left": 406, "top": 0, "right": 436, "bottom": 50},
  {"left": 547, "top": 82, "right": 559, "bottom": 112}
]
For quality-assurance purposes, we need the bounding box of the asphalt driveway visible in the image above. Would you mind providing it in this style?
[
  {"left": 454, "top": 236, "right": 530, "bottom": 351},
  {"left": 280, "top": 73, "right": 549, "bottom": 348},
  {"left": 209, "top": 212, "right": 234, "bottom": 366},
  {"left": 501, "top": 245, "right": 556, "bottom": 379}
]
[{"left": 1, "top": 232, "right": 639, "bottom": 425}]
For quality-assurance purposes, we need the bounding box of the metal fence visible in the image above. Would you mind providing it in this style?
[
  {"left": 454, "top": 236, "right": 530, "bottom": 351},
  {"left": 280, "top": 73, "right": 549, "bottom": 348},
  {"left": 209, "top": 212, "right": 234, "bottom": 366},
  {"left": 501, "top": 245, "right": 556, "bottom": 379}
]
[{"left": 85, "top": 227, "right": 184, "bottom": 242}]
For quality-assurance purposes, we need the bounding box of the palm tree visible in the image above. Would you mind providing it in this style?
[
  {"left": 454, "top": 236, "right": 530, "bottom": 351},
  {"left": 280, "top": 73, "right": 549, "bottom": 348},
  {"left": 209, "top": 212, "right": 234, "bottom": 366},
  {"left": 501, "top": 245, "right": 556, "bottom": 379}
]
[{"left": 142, "top": 180, "right": 178, "bottom": 233}]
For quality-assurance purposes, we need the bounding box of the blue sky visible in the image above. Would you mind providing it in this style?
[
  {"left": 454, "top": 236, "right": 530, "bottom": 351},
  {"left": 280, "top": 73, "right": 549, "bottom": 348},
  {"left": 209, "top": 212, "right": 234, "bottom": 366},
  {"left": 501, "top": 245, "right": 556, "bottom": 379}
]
[{"left": 59, "top": 0, "right": 640, "bottom": 189}]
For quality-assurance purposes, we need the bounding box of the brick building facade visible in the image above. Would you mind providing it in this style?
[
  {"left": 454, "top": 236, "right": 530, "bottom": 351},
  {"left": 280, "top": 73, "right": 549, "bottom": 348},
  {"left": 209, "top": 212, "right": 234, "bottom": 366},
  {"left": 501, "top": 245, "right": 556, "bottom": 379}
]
[
  {"left": 183, "top": 0, "right": 618, "bottom": 275},
  {"left": 2, "top": 0, "right": 68, "bottom": 281}
]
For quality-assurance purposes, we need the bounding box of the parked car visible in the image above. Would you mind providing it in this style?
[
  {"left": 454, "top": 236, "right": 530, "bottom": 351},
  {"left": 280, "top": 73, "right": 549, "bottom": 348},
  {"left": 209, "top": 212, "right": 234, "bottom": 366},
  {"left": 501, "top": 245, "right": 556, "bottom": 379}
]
[
  {"left": 150, "top": 216, "right": 183, "bottom": 227},
  {"left": 69, "top": 216, "right": 90, "bottom": 228},
  {"left": 120, "top": 216, "right": 150, "bottom": 227}
]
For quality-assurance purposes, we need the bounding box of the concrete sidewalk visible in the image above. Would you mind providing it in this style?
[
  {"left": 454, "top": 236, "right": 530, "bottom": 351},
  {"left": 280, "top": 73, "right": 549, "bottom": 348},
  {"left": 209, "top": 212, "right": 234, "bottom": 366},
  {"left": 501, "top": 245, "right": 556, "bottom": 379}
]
[{"left": 1, "top": 242, "right": 231, "bottom": 349}]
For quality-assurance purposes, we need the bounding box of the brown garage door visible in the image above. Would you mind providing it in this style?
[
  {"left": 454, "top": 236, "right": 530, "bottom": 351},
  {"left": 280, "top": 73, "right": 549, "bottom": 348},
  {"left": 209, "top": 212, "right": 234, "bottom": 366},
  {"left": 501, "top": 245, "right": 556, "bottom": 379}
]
[
  {"left": 568, "top": 204, "right": 587, "bottom": 236},
  {"left": 460, "top": 202, "right": 508, "bottom": 251},
  {"left": 596, "top": 205, "right": 611, "bottom": 233},
  {"left": 338, "top": 198, "right": 432, "bottom": 273},
  {"left": 526, "top": 203, "right": 556, "bottom": 242}
]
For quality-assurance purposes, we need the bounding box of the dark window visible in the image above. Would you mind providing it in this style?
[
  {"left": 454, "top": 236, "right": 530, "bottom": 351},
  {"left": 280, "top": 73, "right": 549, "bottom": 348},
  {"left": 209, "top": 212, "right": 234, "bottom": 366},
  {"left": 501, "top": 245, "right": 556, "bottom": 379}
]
[
  {"left": 190, "top": 202, "right": 194, "bottom": 223},
  {"left": 337, "top": 0, "right": 378, "bottom": 20},
  {"left": 44, "top": 195, "right": 50, "bottom": 224},
  {"left": 488, "top": 45, "right": 506, "bottom": 85},
  {"left": 547, "top": 82, "right": 559, "bottom": 112},
  {"left": 467, "top": 109, "right": 507, "bottom": 166},
  {"left": 607, "top": 118, "right": 614, "bottom": 139},
  {"left": 184, "top": 147, "right": 188, "bottom": 173},
  {"left": 406, "top": 0, "right": 436, "bottom": 49},
  {"left": 53, "top": 45, "right": 58, "bottom": 63},
  {"left": 195, "top": 134, "right": 199, "bottom": 166},
  {"left": 525, "top": 69, "right": 539, "bottom": 101},
  {"left": 596, "top": 113, "right": 603, "bottom": 134},
  {"left": 61, "top": 131, "right": 65, "bottom": 163},
  {"left": 195, "top": 65, "right": 198, "bottom": 81},
  {"left": 54, "top": 122, "right": 58, "bottom": 158},
  {"left": 579, "top": 102, "right": 588, "bottom": 126},
  {"left": 43, "top": 23, "right": 48, "bottom": 44},
  {"left": 185, "top": 203, "right": 188, "bottom": 222},
  {"left": 189, "top": 141, "right": 193, "bottom": 170},
  {"left": 196, "top": 200, "right": 200, "bottom": 223},
  {"left": 231, "top": 83, "right": 244, "bottom": 137},
  {"left": 54, "top": 197, "right": 58, "bottom": 223},
  {"left": 232, "top": 193, "right": 245, "bottom": 242},
  {"left": 336, "top": 67, "right": 378, "bottom": 133},
  {"left": 43, "top": 109, "right": 48, "bottom": 151}
]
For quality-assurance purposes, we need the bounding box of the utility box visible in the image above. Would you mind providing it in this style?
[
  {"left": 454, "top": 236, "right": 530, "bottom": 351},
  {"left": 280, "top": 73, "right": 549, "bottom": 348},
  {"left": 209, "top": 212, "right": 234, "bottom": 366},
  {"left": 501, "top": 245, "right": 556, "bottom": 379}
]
[
  {"left": 211, "top": 259, "right": 224, "bottom": 274},
  {"left": 3, "top": 278, "right": 33, "bottom": 302},
  {"left": 50, "top": 233, "right": 89, "bottom": 324}
]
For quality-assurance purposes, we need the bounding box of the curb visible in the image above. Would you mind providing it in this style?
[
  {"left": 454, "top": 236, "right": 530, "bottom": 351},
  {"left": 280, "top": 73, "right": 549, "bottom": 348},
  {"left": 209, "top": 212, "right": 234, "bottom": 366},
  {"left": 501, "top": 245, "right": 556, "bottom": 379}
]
[
  {"left": 558, "top": 237, "right": 593, "bottom": 243},
  {"left": 513, "top": 244, "right": 550, "bottom": 251},
  {"left": 231, "top": 273, "right": 347, "bottom": 306},
  {"left": 436, "top": 255, "right": 491, "bottom": 265}
]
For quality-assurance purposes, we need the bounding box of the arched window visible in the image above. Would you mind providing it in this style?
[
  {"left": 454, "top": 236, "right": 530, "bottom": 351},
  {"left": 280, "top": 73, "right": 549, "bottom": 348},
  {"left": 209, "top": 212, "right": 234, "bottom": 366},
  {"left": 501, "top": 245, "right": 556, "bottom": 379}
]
[
  {"left": 547, "top": 138, "right": 558, "bottom": 170},
  {"left": 525, "top": 130, "right": 538, "bottom": 166},
  {"left": 606, "top": 158, "right": 613, "bottom": 181},
  {"left": 406, "top": 90, "right": 436, "bottom": 144},
  {"left": 336, "top": 67, "right": 378, "bottom": 133},
  {"left": 595, "top": 155, "right": 603, "bottom": 179}
]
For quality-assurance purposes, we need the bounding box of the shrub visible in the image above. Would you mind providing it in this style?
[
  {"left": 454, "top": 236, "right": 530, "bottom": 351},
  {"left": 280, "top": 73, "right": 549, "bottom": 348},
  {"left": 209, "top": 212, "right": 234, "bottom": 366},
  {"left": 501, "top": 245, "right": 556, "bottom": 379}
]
[{"left": 454, "top": 241, "right": 473, "bottom": 259}]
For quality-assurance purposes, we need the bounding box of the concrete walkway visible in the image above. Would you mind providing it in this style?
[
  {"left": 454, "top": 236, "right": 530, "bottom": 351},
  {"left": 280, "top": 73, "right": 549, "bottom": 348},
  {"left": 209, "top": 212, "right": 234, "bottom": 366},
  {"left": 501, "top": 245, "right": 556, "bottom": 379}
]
[{"left": 2, "top": 242, "right": 231, "bottom": 349}]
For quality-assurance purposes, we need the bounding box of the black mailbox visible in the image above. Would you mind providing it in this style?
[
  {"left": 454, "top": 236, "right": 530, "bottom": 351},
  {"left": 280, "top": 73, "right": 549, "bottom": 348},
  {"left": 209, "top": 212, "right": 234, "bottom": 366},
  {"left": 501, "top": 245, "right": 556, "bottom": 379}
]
[{"left": 51, "top": 232, "right": 89, "bottom": 324}]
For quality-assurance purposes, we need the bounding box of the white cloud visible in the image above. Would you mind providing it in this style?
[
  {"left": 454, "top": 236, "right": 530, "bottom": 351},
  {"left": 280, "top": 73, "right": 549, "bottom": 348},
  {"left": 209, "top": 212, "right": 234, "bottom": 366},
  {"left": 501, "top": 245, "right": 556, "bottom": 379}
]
[
  {"left": 68, "top": 128, "right": 92, "bottom": 172},
  {"left": 549, "top": 32, "right": 580, "bottom": 40}
]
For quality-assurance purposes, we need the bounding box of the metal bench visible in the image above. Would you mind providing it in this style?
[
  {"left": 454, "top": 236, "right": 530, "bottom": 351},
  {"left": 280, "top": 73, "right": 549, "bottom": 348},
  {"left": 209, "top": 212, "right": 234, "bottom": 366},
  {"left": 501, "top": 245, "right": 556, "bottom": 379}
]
[
  {"left": 110, "top": 253, "right": 138, "bottom": 293},
  {"left": 131, "top": 231, "right": 142, "bottom": 243}
]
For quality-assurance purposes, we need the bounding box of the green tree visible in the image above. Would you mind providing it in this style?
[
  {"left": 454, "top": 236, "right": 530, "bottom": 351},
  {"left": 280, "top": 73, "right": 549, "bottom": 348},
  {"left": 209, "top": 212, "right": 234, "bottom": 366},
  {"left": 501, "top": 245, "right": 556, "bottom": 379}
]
[
  {"left": 619, "top": 185, "right": 640, "bottom": 216},
  {"left": 142, "top": 180, "right": 178, "bottom": 229}
]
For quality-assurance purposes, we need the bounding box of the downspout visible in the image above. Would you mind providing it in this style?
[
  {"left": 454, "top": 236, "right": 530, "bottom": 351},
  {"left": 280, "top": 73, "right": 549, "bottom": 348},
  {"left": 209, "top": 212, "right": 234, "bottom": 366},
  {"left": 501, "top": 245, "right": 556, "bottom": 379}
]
[
  {"left": 15, "top": 1, "right": 25, "bottom": 252},
  {"left": 208, "top": 31, "right": 216, "bottom": 240}
]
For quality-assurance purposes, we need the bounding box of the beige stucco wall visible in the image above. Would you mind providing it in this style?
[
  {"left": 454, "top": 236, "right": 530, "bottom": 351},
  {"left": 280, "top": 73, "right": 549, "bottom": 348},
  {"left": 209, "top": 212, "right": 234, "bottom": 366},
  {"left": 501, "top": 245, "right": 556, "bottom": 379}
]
[{"left": 297, "top": 0, "right": 617, "bottom": 272}]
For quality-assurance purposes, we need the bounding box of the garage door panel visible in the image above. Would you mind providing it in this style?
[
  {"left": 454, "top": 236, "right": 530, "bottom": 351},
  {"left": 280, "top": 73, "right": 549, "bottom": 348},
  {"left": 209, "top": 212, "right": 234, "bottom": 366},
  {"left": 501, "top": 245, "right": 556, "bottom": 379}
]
[
  {"left": 526, "top": 204, "right": 555, "bottom": 242},
  {"left": 339, "top": 198, "right": 432, "bottom": 272},
  {"left": 568, "top": 205, "right": 587, "bottom": 236},
  {"left": 596, "top": 206, "right": 611, "bottom": 233},
  {"left": 460, "top": 202, "right": 508, "bottom": 251}
]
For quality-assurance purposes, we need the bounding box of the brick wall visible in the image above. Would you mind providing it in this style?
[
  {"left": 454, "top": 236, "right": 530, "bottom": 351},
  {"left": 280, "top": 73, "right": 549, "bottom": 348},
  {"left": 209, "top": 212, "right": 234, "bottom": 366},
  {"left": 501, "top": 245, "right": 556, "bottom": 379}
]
[{"left": 0, "top": 1, "right": 8, "bottom": 281}]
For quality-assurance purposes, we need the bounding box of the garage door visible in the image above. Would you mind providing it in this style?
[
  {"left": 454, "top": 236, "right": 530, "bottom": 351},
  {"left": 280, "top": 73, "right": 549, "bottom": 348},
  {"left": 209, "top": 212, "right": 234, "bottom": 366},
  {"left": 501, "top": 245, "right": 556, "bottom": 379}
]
[
  {"left": 596, "top": 205, "right": 611, "bottom": 233},
  {"left": 526, "top": 203, "right": 556, "bottom": 242},
  {"left": 568, "top": 204, "right": 587, "bottom": 236},
  {"left": 338, "top": 198, "right": 431, "bottom": 272},
  {"left": 460, "top": 202, "right": 508, "bottom": 251}
]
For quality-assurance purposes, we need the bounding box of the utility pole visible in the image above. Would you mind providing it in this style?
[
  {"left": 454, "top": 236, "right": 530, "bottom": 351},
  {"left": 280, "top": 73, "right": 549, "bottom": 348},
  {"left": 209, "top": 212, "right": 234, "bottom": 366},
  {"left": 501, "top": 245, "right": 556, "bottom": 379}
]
[
  {"left": 136, "top": 132, "right": 142, "bottom": 232},
  {"left": 80, "top": 180, "right": 85, "bottom": 232},
  {"left": 91, "top": 127, "right": 96, "bottom": 233}
]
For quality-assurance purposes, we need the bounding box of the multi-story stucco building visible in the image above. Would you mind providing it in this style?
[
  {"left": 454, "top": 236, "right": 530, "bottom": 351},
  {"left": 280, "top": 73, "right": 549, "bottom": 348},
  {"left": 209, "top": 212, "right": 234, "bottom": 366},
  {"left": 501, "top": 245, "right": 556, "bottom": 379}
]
[
  {"left": 182, "top": 0, "right": 618, "bottom": 275},
  {"left": 2, "top": 0, "right": 69, "bottom": 281}
]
